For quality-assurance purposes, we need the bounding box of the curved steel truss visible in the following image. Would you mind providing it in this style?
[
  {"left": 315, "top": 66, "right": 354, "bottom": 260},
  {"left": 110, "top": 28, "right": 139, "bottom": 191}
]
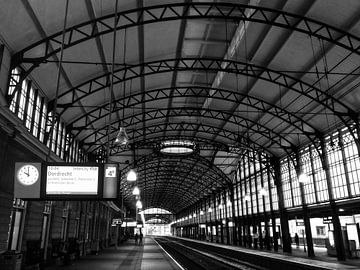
[
  {"left": 82, "top": 106, "right": 294, "bottom": 157},
  {"left": 68, "top": 86, "right": 322, "bottom": 154},
  {"left": 13, "top": 2, "right": 360, "bottom": 70},
  {"left": 120, "top": 153, "right": 232, "bottom": 212},
  {"left": 50, "top": 57, "right": 357, "bottom": 157}
]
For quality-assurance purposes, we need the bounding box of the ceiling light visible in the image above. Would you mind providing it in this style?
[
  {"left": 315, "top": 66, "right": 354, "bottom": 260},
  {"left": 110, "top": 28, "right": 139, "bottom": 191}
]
[
  {"left": 132, "top": 186, "right": 140, "bottom": 195},
  {"left": 200, "top": 210, "right": 204, "bottom": 215},
  {"left": 244, "top": 194, "right": 251, "bottom": 201},
  {"left": 159, "top": 140, "right": 196, "bottom": 155},
  {"left": 136, "top": 200, "right": 142, "bottom": 209},
  {"left": 115, "top": 126, "right": 129, "bottom": 146},
  {"left": 208, "top": 207, "right": 212, "bottom": 213},
  {"left": 126, "top": 169, "right": 137, "bottom": 181}
]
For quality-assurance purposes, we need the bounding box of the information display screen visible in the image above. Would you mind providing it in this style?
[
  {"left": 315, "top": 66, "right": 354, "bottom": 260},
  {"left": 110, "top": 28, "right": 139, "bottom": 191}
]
[{"left": 45, "top": 165, "right": 100, "bottom": 195}]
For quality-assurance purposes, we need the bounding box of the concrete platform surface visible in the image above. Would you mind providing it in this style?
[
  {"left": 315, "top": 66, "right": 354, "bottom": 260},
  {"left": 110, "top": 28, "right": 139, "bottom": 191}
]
[{"left": 45, "top": 237, "right": 181, "bottom": 270}]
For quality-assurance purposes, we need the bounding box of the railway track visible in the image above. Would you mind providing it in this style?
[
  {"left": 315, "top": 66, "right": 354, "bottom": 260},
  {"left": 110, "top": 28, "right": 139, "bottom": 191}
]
[{"left": 154, "top": 237, "right": 267, "bottom": 270}]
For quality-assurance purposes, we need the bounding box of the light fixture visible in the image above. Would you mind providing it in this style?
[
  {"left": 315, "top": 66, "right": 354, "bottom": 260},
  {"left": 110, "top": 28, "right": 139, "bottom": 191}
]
[
  {"left": 298, "top": 172, "right": 310, "bottom": 183},
  {"left": 115, "top": 126, "right": 129, "bottom": 146},
  {"left": 244, "top": 194, "right": 251, "bottom": 202},
  {"left": 136, "top": 200, "right": 142, "bottom": 209},
  {"left": 200, "top": 210, "right": 204, "bottom": 215},
  {"left": 259, "top": 187, "right": 267, "bottom": 196},
  {"left": 132, "top": 186, "right": 140, "bottom": 195},
  {"left": 126, "top": 169, "right": 137, "bottom": 181},
  {"left": 159, "top": 140, "right": 196, "bottom": 155},
  {"left": 226, "top": 200, "right": 232, "bottom": 207},
  {"left": 193, "top": 213, "right": 196, "bottom": 218},
  {"left": 208, "top": 207, "right": 212, "bottom": 213},
  {"left": 218, "top": 204, "right": 223, "bottom": 209}
]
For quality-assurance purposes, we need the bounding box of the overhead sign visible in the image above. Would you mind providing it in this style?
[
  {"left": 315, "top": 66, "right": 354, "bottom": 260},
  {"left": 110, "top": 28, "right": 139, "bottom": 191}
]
[
  {"left": 323, "top": 216, "right": 333, "bottom": 224},
  {"left": 121, "top": 221, "right": 137, "bottom": 227},
  {"left": 112, "top": 218, "right": 122, "bottom": 225},
  {"left": 296, "top": 219, "right": 304, "bottom": 226},
  {"left": 14, "top": 163, "right": 120, "bottom": 200},
  {"left": 45, "top": 164, "right": 100, "bottom": 197},
  {"left": 103, "top": 164, "right": 119, "bottom": 199}
]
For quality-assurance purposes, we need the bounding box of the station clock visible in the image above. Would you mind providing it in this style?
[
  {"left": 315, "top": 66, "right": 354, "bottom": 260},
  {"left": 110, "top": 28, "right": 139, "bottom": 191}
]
[{"left": 16, "top": 164, "right": 40, "bottom": 186}]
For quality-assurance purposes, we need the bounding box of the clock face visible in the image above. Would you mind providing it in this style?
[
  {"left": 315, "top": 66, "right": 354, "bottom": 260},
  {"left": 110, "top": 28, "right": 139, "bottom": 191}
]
[{"left": 17, "top": 164, "right": 39, "bottom": 186}]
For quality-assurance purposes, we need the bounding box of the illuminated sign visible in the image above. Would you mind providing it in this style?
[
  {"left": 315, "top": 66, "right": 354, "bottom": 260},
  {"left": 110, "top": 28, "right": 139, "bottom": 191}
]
[
  {"left": 112, "top": 219, "right": 122, "bottom": 225},
  {"left": 121, "top": 221, "right": 137, "bottom": 227},
  {"left": 103, "top": 164, "right": 118, "bottom": 199},
  {"left": 46, "top": 165, "right": 100, "bottom": 195}
]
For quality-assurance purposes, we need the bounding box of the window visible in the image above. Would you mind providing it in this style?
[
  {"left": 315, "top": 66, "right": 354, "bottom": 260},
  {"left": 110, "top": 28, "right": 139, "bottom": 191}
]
[
  {"left": 8, "top": 68, "right": 20, "bottom": 113},
  {"left": 8, "top": 199, "right": 27, "bottom": 251},
  {"left": 316, "top": 226, "right": 326, "bottom": 236},
  {"left": 32, "top": 95, "right": 41, "bottom": 137},
  {"left": 342, "top": 129, "right": 360, "bottom": 196},
  {"left": 327, "top": 133, "right": 349, "bottom": 199},
  {"left": 25, "top": 87, "right": 35, "bottom": 129},
  {"left": 312, "top": 148, "right": 329, "bottom": 202},
  {"left": 7, "top": 68, "right": 88, "bottom": 162}
]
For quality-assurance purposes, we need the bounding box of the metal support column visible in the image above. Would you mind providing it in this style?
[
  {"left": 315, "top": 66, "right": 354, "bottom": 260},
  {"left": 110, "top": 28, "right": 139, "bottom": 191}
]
[
  {"left": 271, "top": 157, "right": 292, "bottom": 253},
  {"left": 320, "top": 139, "right": 346, "bottom": 261}
]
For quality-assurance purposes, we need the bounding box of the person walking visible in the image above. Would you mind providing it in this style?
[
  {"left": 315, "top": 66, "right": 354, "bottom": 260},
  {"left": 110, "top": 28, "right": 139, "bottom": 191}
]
[
  {"left": 134, "top": 233, "right": 139, "bottom": 245},
  {"left": 139, "top": 232, "right": 143, "bottom": 245},
  {"left": 294, "top": 233, "right": 299, "bottom": 248}
]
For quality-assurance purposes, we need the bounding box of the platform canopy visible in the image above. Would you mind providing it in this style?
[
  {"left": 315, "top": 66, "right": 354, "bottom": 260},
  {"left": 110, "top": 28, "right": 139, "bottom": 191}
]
[{"left": 1, "top": 0, "right": 359, "bottom": 213}]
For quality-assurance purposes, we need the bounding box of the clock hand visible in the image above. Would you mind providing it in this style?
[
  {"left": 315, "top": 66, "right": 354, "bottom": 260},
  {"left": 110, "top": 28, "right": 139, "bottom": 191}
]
[{"left": 24, "top": 167, "right": 29, "bottom": 176}]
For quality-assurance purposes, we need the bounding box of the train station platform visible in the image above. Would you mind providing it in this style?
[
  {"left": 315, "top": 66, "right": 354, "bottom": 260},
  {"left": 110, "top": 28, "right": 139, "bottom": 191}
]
[
  {"left": 42, "top": 235, "right": 360, "bottom": 270},
  {"left": 170, "top": 236, "right": 360, "bottom": 270},
  {"left": 45, "top": 237, "right": 181, "bottom": 270}
]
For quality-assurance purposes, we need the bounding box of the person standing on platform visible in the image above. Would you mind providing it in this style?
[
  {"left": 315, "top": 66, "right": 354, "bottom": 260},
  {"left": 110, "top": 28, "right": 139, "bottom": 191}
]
[
  {"left": 253, "top": 232, "right": 259, "bottom": 249},
  {"left": 295, "top": 233, "right": 299, "bottom": 248},
  {"left": 139, "top": 232, "right": 143, "bottom": 245},
  {"left": 134, "top": 233, "right": 139, "bottom": 245}
]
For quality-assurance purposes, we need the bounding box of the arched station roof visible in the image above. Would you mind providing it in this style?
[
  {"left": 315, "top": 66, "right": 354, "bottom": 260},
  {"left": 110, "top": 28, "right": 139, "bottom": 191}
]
[{"left": 1, "top": 0, "right": 359, "bottom": 214}]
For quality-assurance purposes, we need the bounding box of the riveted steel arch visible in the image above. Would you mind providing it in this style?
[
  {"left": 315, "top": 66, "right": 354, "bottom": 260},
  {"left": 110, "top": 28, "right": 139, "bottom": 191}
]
[
  {"left": 123, "top": 152, "right": 232, "bottom": 185},
  {"left": 83, "top": 106, "right": 295, "bottom": 157},
  {"left": 57, "top": 57, "right": 355, "bottom": 118},
  {"left": 13, "top": 2, "right": 360, "bottom": 70},
  {"left": 92, "top": 116, "right": 291, "bottom": 157},
  {"left": 67, "top": 85, "right": 322, "bottom": 151},
  {"left": 121, "top": 153, "right": 232, "bottom": 212},
  {"left": 54, "top": 58, "right": 356, "bottom": 146}
]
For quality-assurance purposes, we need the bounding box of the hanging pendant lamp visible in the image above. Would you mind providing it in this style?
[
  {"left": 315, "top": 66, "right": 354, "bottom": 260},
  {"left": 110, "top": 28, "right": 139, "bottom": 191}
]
[
  {"left": 115, "top": 126, "right": 129, "bottom": 146},
  {"left": 126, "top": 169, "right": 137, "bottom": 181},
  {"left": 132, "top": 186, "right": 140, "bottom": 195},
  {"left": 136, "top": 200, "right": 143, "bottom": 209}
]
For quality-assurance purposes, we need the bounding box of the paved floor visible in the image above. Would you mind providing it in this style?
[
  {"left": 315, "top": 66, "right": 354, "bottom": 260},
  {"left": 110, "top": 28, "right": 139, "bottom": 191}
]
[
  {"left": 45, "top": 237, "right": 181, "bottom": 270},
  {"left": 44, "top": 236, "right": 360, "bottom": 270}
]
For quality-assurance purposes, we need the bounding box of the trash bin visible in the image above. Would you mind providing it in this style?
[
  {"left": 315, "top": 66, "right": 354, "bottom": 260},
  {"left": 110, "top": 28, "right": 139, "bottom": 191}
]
[{"left": 0, "top": 251, "right": 22, "bottom": 270}]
